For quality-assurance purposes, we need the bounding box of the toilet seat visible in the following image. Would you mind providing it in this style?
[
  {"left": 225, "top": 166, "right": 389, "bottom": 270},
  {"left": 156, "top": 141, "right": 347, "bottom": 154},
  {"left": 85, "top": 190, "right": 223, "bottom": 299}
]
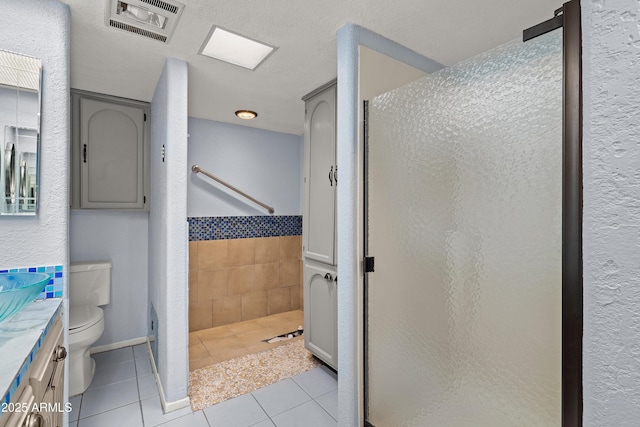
[{"left": 70, "top": 305, "right": 103, "bottom": 333}]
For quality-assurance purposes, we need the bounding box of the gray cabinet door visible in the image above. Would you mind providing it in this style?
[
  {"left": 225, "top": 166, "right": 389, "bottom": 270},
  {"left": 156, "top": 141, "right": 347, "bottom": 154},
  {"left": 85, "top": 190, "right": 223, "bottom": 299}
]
[
  {"left": 79, "top": 97, "right": 146, "bottom": 209},
  {"left": 303, "top": 84, "right": 336, "bottom": 265},
  {"left": 304, "top": 260, "right": 337, "bottom": 369}
]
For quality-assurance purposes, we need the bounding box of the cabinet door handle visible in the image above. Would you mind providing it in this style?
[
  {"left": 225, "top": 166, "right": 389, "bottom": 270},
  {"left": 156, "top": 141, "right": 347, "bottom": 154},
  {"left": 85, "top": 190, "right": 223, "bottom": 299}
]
[
  {"left": 24, "top": 412, "right": 44, "bottom": 427},
  {"left": 328, "top": 166, "right": 334, "bottom": 186},
  {"left": 83, "top": 144, "right": 87, "bottom": 163},
  {"left": 54, "top": 345, "right": 67, "bottom": 362},
  {"left": 324, "top": 272, "right": 333, "bottom": 281},
  {"left": 334, "top": 166, "right": 337, "bottom": 185}
]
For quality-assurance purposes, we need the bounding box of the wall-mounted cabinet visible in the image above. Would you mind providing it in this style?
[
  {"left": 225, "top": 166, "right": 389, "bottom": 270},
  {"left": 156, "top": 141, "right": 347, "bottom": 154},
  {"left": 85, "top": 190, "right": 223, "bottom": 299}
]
[
  {"left": 302, "top": 80, "right": 338, "bottom": 370},
  {"left": 71, "top": 90, "right": 149, "bottom": 210}
]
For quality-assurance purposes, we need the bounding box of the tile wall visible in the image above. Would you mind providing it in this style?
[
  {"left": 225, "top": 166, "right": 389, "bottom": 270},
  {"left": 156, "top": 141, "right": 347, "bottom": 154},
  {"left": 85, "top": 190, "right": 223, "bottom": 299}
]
[{"left": 188, "top": 216, "right": 303, "bottom": 332}]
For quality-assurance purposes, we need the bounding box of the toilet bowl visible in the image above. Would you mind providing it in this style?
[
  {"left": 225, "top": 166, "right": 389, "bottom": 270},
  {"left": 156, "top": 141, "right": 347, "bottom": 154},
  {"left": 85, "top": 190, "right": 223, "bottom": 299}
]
[
  {"left": 69, "top": 305, "right": 105, "bottom": 396},
  {"left": 68, "top": 261, "right": 111, "bottom": 396}
]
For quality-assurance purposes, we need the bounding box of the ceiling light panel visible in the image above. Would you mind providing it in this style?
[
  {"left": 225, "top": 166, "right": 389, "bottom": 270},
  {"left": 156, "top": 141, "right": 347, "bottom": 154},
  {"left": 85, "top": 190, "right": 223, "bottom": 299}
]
[{"left": 199, "top": 27, "right": 276, "bottom": 70}]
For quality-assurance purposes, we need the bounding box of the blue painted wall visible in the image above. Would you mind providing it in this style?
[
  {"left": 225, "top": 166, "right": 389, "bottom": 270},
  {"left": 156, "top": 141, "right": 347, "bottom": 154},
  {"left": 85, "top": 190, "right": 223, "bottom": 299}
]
[{"left": 187, "top": 117, "right": 303, "bottom": 217}]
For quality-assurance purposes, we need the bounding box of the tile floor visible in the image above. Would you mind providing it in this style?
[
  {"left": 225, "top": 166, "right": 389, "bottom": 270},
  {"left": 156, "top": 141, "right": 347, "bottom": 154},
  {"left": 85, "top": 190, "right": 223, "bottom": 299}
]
[
  {"left": 189, "top": 310, "right": 305, "bottom": 371},
  {"left": 70, "top": 315, "right": 337, "bottom": 426}
]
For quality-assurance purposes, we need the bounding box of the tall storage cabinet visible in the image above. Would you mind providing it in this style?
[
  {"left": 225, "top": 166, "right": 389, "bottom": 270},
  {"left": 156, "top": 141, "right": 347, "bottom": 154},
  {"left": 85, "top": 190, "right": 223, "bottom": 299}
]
[
  {"left": 302, "top": 80, "right": 338, "bottom": 370},
  {"left": 71, "top": 90, "right": 150, "bottom": 210}
]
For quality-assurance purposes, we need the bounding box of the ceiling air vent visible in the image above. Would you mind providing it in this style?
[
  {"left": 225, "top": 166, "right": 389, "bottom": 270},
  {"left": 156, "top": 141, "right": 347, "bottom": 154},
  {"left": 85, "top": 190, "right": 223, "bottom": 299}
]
[{"left": 105, "top": 0, "right": 184, "bottom": 44}]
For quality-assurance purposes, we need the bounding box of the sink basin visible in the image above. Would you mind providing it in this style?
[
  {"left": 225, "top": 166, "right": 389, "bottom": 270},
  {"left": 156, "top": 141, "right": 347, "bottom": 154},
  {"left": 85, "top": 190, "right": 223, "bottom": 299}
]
[{"left": 0, "top": 272, "right": 50, "bottom": 322}]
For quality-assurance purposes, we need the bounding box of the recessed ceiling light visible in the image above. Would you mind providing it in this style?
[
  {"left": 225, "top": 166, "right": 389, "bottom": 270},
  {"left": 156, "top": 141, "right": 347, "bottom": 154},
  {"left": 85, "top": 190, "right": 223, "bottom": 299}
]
[
  {"left": 235, "top": 110, "right": 258, "bottom": 120},
  {"left": 199, "top": 26, "right": 277, "bottom": 70}
]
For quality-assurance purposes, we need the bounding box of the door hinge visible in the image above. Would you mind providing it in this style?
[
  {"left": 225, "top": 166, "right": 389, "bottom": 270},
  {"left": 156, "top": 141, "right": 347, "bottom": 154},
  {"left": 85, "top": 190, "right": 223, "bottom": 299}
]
[
  {"left": 144, "top": 113, "right": 147, "bottom": 121},
  {"left": 144, "top": 196, "right": 146, "bottom": 204},
  {"left": 364, "top": 256, "right": 375, "bottom": 273}
]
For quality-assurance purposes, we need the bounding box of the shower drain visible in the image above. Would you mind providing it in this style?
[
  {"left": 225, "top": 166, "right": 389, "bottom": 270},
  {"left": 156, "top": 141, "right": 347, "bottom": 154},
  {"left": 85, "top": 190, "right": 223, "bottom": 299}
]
[{"left": 263, "top": 327, "right": 303, "bottom": 344}]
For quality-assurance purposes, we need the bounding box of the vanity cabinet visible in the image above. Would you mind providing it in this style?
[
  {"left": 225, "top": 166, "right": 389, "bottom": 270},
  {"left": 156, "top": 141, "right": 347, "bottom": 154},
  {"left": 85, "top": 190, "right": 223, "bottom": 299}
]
[
  {"left": 0, "top": 313, "right": 66, "bottom": 427},
  {"left": 302, "top": 80, "right": 338, "bottom": 370},
  {"left": 71, "top": 90, "right": 150, "bottom": 210}
]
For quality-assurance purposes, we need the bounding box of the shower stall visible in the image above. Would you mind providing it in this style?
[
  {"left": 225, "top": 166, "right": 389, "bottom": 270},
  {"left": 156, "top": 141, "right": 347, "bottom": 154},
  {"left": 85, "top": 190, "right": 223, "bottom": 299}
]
[{"left": 362, "top": 2, "right": 581, "bottom": 426}]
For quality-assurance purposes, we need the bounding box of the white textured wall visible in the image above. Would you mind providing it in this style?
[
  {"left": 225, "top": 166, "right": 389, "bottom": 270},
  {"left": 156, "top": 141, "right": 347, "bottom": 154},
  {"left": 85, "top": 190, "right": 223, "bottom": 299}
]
[
  {"left": 70, "top": 210, "right": 148, "bottom": 346},
  {"left": 187, "top": 118, "right": 302, "bottom": 217},
  {"left": 582, "top": 0, "right": 640, "bottom": 424},
  {"left": 0, "top": 0, "right": 70, "bottom": 424},
  {"left": 0, "top": 0, "right": 69, "bottom": 270},
  {"left": 149, "top": 57, "right": 189, "bottom": 404}
]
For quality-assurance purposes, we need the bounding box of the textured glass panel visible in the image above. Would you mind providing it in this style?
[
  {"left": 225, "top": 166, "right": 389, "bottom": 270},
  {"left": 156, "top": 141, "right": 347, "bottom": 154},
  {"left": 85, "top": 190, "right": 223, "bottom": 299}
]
[{"left": 367, "top": 30, "right": 562, "bottom": 426}]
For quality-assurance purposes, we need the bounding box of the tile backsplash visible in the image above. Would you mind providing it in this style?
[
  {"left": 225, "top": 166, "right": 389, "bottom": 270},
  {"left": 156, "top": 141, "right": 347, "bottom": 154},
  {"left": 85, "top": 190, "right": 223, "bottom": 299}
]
[
  {"left": 188, "top": 215, "right": 302, "bottom": 241},
  {"left": 0, "top": 265, "right": 63, "bottom": 299}
]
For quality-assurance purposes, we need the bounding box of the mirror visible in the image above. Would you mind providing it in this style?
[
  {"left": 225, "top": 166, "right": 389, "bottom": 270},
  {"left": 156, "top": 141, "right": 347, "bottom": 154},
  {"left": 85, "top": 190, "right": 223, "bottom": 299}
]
[{"left": 0, "top": 49, "right": 41, "bottom": 215}]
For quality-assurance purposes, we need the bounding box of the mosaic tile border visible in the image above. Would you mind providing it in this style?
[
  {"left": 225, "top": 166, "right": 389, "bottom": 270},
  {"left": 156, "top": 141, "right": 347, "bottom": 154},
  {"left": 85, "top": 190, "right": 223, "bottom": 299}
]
[
  {"left": 188, "top": 215, "right": 302, "bottom": 241},
  {"left": 0, "top": 265, "right": 63, "bottom": 299},
  {"left": 3, "top": 302, "right": 63, "bottom": 405}
]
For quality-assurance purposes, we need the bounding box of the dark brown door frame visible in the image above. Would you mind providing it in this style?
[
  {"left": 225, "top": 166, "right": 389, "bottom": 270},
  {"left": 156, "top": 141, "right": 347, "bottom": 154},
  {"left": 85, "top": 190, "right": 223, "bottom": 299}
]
[{"left": 561, "top": 1, "right": 583, "bottom": 426}]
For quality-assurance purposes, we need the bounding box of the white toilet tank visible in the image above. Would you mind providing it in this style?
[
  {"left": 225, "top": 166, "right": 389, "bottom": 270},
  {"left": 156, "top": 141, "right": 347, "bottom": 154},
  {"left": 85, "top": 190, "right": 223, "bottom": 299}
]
[{"left": 69, "top": 261, "right": 112, "bottom": 307}]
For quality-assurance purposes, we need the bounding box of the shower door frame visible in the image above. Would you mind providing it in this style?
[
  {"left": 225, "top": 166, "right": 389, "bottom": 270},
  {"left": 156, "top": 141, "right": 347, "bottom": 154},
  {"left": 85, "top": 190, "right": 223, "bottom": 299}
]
[{"left": 362, "top": 1, "right": 583, "bottom": 426}]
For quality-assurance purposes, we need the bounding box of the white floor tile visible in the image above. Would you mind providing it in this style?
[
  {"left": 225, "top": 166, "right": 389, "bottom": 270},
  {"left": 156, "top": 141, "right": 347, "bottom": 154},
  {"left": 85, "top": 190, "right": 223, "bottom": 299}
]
[
  {"left": 315, "top": 389, "right": 337, "bottom": 420},
  {"left": 250, "top": 420, "right": 276, "bottom": 427},
  {"left": 135, "top": 354, "right": 153, "bottom": 376},
  {"left": 92, "top": 347, "right": 134, "bottom": 367},
  {"left": 153, "top": 410, "right": 209, "bottom": 427},
  {"left": 77, "top": 402, "right": 143, "bottom": 427},
  {"left": 69, "top": 395, "right": 82, "bottom": 422},
  {"left": 89, "top": 359, "right": 137, "bottom": 389},
  {"left": 202, "top": 393, "right": 268, "bottom": 427},
  {"left": 271, "top": 400, "right": 337, "bottom": 427},
  {"left": 80, "top": 378, "right": 139, "bottom": 419},
  {"left": 69, "top": 422, "right": 77, "bottom": 427},
  {"left": 141, "top": 395, "right": 193, "bottom": 426},
  {"left": 291, "top": 366, "right": 337, "bottom": 398},
  {"left": 137, "top": 373, "right": 160, "bottom": 399},
  {"left": 133, "top": 343, "right": 150, "bottom": 359},
  {"left": 251, "top": 378, "right": 311, "bottom": 417}
]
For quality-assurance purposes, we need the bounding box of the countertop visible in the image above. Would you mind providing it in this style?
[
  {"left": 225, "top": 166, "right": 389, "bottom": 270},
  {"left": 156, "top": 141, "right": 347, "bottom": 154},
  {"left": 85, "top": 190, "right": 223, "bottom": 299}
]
[{"left": 0, "top": 298, "right": 62, "bottom": 402}]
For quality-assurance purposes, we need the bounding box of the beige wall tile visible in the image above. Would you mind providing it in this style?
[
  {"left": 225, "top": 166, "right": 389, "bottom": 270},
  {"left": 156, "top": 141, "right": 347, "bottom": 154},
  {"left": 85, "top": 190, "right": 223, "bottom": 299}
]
[
  {"left": 279, "top": 260, "right": 300, "bottom": 287},
  {"left": 290, "top": 285, "right": 300, "bottom": 311},
  {"left": 242, "top": 291, "right": 268, "bottom": 321},
  {"left": 189, "top": 272, "right": 198, "bottom": 302},
  {"left": 228, "top": 238, "right": 255, "bottom": 267},
  {"left": 198, "top": 240, "right": 228, "bottom": 270},
  {"left": 279, "top": 236, "right": 301, "bottom": 261},
  {"left": 255, "top": 237, "right": 279, "bottom": 264},
  {"left": 189, "top": 300, "right": 212, "bottom": 332},
  {"left": 197, "top": 269, "right": 228, "bottom": 300},
  {"left": 212, "top": 295, "right": 242, "bottom": 327},
  {"left": 228, "top": 265, "right": 255, "bottom": 295},
  {"left": 255, "top": 263, "right": 279, "bottom": 291},
  {"left": 189, "top": 241, "right": 198, "bottom": 271},
  {"left": 268, "top": 287, "right": 291, "bottom": 315}
]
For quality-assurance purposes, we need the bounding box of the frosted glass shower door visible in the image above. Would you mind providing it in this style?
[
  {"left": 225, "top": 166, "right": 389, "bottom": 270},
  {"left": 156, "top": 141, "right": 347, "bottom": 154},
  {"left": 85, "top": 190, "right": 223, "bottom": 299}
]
[{"left": 366, "top": 30, "right": 562, "bottom": 426}]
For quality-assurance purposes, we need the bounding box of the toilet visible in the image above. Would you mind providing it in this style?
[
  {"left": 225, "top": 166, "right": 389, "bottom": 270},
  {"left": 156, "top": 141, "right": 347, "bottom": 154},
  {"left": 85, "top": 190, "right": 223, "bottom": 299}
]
[{"left": 68, "top": 261, "right": 112, "bottom": 396}]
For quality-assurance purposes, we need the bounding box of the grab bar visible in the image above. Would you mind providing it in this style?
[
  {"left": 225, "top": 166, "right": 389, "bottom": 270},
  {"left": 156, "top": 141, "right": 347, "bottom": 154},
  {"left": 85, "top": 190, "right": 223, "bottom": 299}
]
[{"left": 191, "top": 164, "right": 275, "bottom": 214}]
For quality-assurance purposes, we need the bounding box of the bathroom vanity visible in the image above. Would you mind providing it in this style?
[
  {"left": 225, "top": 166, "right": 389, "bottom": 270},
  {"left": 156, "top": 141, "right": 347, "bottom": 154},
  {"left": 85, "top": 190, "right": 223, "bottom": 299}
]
[{"left": 0, "top": 299, "right": 65, "bottom": 427}]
